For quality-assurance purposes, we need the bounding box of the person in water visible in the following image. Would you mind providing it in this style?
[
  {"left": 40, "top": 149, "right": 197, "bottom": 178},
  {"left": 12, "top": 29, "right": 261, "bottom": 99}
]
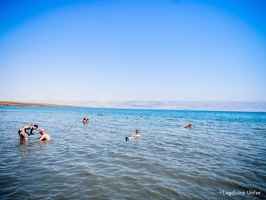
[
  {"left": 38, "top": 129, "right": 51, "bottom": 141},
  {"left": 182, "top": 123, "right": 193, "bottom": 128},
  {"left": 18, "top": 124, "right": 38, "bottom": 142},
  {"left": 132, "top": 129, "right": 140, "bottom": 136},
  {"left": 82, "top": 118, "right": 89, "bottom": 124},
  {"left": 126, "top": 129, "right": 140, "bottom": 141}
]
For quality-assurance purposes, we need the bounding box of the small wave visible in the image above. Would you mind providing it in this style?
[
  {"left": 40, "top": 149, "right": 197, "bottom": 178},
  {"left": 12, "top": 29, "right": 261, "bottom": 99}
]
[{"left": 252, "top": 127, "right": 266, "bottom": 130}]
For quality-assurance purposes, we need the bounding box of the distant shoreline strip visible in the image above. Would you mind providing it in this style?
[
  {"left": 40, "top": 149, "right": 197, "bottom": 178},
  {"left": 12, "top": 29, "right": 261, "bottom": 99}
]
[
  {"left": 1, "top": 100, "right": 265, "bottom": 112},
  {"left": 0, "top": 101, "right": 77, "bottom": 108}
]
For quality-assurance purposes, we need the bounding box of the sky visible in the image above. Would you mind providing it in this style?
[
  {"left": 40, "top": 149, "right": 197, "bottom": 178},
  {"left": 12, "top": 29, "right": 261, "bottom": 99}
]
[{"left": 0, "top": 0, "right": 265, "bottom": 104}]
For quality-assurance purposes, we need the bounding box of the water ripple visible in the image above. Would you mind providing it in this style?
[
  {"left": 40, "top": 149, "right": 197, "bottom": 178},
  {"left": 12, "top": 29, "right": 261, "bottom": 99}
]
[{"left": 0, "top": 107, "right": 265, "bottom": 199}]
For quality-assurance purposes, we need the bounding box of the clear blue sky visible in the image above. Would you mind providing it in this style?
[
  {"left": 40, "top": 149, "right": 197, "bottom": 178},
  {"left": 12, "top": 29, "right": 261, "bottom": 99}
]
[{"left": 0, "top": 0, "right": 265, "bottom": 103}]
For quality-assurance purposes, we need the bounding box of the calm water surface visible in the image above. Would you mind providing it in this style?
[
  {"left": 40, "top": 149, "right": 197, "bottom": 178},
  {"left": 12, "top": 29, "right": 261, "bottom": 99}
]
[{"left": 0, "top": 106, "right": 265, "bottom": 199}]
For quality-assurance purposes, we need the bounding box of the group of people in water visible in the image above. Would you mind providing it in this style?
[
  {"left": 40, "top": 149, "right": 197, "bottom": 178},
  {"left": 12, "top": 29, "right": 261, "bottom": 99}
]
[
  {"left": 82, "top": 118, "right": 89, "bottom": 124},
  {"left": 18, "top": 115, "right": 195, "bottom": 143},
  {"left": 18, "top": 124, "right": 51, "bottom": 142},
  {"left": 82, "top": 116, "right": 141, "bottom": 141}
]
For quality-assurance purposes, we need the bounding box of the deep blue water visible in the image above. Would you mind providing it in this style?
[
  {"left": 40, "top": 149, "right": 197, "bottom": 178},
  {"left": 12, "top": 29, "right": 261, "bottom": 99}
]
[{"left": 0, "top": 106, "right": 265, "bottom": 199}]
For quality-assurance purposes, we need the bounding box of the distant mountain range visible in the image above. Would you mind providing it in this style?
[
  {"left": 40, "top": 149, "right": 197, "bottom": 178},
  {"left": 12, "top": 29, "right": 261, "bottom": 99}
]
[
  {"left": 74, "top": 100, "right": 266, "bottom": 111},
  {"left": 1, "top": 100, "right": 265, "bottom": 112}
]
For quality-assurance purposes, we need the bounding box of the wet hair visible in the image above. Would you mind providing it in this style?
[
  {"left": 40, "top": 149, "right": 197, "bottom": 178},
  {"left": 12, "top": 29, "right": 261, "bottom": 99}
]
[{"left": 33, "top": 124, "right": 38, "bottom": 128}]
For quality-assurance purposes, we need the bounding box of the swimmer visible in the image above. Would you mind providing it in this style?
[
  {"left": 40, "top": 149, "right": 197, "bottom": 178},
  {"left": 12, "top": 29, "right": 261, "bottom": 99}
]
[
  {"left": 126, "top": 129, "right": 141, "bottom": 141},
  {"left": 82, "top": 118, "right": 89, "bottom": 124},
  {"left": 181, "top": 123, "right": 193, "bottom": 128},
  {"left": 18, "top": 124, "right": 38, "bottom": 142},
  {"left": 38, "top": 129, "right": 51, "bottom": 141},
  {"left": 132, "top": 129, "right": 140, "bottom": 136}
]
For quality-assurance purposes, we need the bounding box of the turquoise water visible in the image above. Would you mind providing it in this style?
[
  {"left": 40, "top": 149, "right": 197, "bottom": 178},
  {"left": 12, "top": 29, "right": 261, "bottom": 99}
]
[{"left": 0, "top": 106, "right": 265, "bottom": 199}]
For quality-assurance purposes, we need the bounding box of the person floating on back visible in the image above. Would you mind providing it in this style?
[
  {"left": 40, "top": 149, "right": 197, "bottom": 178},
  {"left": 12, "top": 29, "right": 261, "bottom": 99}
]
[
  {"left": 18, "top": 124, "right": 38, "bottom": 142},
  {"left": 181, "top": 123, "right": 193, "bottom": 128},
  {"left": 126, "top": 129, "right": 141, "bottom": 141},
  {"left": 38, "top": 129, "right": 51, "bottom": 141},
  {"left": 132, "top": 129, "right": 140, "bottom": 136}
]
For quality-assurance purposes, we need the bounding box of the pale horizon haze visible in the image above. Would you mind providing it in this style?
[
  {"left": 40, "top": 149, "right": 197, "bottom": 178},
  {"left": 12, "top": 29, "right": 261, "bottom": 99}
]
[{"left": 1, "top": 0, "right": 266, "bottom": 107}]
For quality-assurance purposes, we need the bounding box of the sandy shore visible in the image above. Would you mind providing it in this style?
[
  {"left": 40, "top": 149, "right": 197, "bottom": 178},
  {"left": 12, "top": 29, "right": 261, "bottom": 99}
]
[{"left": 0, "top": 101, "right": 78, "bottom": 108}]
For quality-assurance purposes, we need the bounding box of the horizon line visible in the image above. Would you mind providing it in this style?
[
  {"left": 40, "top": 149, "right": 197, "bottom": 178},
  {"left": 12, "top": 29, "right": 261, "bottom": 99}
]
[{"left": 1, "top": 100, "right": 266, "bottom": 112}]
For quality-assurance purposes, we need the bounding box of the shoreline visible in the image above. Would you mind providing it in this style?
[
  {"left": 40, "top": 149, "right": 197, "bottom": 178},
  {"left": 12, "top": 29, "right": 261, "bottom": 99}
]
[
  {"left": 0, "top": 101, "right": 79, "bottom": 108},
  {"left": 0, "top": 100, "right": 265, "bottom": 112}
]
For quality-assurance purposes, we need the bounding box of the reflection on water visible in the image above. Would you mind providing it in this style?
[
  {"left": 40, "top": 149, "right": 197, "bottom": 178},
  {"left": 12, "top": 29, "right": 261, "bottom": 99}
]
[
  {"left": 38, "top": 140, "right": 50, "bottom": 146},
  {"left": 17, "top": 140, "right": 50, "bottom": 157},
  {"left": 0, "top": 106, "right": 266, "bottom": 199}
]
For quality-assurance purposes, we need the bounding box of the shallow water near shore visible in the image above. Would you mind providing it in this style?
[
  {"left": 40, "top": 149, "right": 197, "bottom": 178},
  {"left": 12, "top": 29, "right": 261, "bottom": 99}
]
[{"left": 0, "top": 106, "right": 266, "bottom": 199}]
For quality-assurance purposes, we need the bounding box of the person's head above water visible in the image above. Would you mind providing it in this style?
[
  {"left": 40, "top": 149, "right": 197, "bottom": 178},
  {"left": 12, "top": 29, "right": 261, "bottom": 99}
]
[
  {"left": 39, "top": 129, "right": 45, "bottom": 134},
  {"left": 33, "top": 124, "right": 38, "bottom": 129}
]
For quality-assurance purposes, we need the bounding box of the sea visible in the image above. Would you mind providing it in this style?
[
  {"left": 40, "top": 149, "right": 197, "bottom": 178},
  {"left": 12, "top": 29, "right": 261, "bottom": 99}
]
[{"left": 0, "top": 106, "right": 265, "bottom": 200}]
